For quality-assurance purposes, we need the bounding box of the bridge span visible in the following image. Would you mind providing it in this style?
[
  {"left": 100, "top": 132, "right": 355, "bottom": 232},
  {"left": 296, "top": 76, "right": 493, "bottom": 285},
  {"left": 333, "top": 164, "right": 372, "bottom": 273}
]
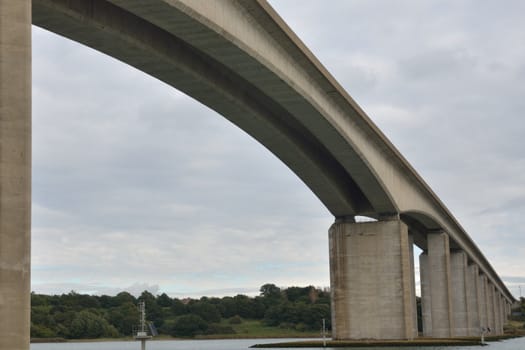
[{"left": 0, "top": 0, "right": 515, "bottom": 348}]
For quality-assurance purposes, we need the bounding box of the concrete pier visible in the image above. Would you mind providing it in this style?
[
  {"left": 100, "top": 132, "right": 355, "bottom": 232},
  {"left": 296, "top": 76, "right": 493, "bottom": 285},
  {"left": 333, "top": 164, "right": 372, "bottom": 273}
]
[
  {"left": 0, "top": 1, "right": 32, "bottom": 350},
  {"left": 419, "top": 252, "right": 432, "bottom": 336},
  {"left": 499, "top": 296, "right": 506, "bottom": 331},
  {"left": 329, "top": 219, "right": 417, "bottom": 340},
  {"left": 478, "top": 274, "right": 488, "bottom": 330},
  {"left": 486, "top": 283, "right": 495, "bottom": 332},
  {"left": 420, "top": 232, "right": 454, "bottom": 338},
  {"left": 493, "top": 291, "right": 502, "bottom": 335},
  {"left": 407, "top": 233, "right": 418, "bottom": 337},
  {"left": 466, "top": 264, "right": 480, "bottom": 335},
  {"left": 450, "top": 251, "right": 469, "bottom": 336}
]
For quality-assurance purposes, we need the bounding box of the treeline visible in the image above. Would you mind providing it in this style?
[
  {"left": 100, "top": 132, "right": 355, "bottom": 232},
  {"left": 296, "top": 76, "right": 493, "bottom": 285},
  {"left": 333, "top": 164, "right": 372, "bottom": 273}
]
[{"left": 31, "top": 283, "right": 331, "bottom": 339}]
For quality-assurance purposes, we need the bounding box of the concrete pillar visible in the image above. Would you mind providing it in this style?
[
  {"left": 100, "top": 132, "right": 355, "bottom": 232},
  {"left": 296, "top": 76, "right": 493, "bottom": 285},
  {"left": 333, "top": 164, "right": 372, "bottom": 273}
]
[
  {"left": 0, "top": 1, "right": 32, "bottom": 350},
  {"left": 408, "top": 232, "right": 418, "bottom": 337},
  {"left": 493, "top": 289, "right": 501, "bottom": 335},
  {"left": 466, "top": 264, "right": 480, "bottom": 335},
  {"left": 478, "top": 274, "right": 488, "bottom": 331},
  {"left": 419, "top": 252, "right": 432, "bottom": 336},
  {"left": 329, "top": 218, "right": 417, "bottom": 340},
  {"left": 450, "top": 250, "right": 469, "bottom": 336},
  {"left": 499, "top": 296, "right": 506, "bottom": 333},
  {"left": 486, "top": 283, "right": 495, "bottom": 333},
  {"left": 420, "top": 231, "right": 454, "bottom": 338}
]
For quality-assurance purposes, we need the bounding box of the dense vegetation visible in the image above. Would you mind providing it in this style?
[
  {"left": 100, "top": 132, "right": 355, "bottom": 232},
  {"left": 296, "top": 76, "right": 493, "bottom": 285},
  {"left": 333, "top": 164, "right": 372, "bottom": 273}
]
[
  {"left": 509, "top": 297, "right": 525, "bottom": 323},
  {"left": 31, "top": 283, "right": 331, "bottom": 339}
]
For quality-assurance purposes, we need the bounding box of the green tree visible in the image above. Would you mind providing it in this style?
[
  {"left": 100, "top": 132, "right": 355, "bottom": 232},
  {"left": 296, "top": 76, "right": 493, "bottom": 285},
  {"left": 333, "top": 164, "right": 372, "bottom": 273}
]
[
  {"left": 31, "top": 292, "right": 49, "bottom": 307},
  {"left": 157, "top": 293, "right": 173, "bottom": 307},
  {"left": 234, "top": 294, "right": 253, "bottom": 318},
  {"left": 114, "top": 291, "right": 136, "bottom": 307},
  {"left": 170, "top": 315, "right": 208, "bottom": 337},
  {"left": 219, "top": 297, "right": 237, "bottom": 318},
  {"left": 189, "top": 300, "right": 221, "bottom": 323},
  {"left": 285, "top": 286, "right": 311, "bottom": 303},
  {"left": 68, "top": 310, "right": 119, "bottom": 339},
  {"left": 108, "top": 302, "right": 139, "bottom": 336},
  {"left": 139, "top": 291, "right": 163, "bottom": 327},
  {"left": 260, "top": 283, "right": 281, "bottom": 299},
  {"left": 171, "top": 298, "right": 187, "bottom": 316}
]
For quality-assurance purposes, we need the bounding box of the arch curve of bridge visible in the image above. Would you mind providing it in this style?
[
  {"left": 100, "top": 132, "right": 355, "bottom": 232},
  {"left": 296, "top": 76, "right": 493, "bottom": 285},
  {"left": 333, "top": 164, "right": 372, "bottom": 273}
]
[{"left": 31, "top": 0, "right": 513, "bottom": 302}]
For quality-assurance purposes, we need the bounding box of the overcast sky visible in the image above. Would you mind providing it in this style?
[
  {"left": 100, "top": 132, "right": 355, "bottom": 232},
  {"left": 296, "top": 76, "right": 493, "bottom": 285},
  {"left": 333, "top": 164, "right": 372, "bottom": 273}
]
[{"left": 31, "top": 1, "right": 525, "bottom": 299}]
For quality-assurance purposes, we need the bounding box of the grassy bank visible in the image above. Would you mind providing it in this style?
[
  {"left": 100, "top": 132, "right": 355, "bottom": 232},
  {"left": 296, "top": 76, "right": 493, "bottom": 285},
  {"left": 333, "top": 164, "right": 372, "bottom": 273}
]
[
  {"left": 32, "top": 320, "right": 324, "bottom": 343},
  {"left": 196, "top": 319, "right": 324, "bottom": 339}
]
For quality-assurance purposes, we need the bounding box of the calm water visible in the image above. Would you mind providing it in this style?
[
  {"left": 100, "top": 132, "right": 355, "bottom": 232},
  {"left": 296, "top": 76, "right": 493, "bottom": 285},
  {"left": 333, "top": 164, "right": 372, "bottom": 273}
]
[{"left": 29, "top": 337, "right": 525, "bottom": 350}]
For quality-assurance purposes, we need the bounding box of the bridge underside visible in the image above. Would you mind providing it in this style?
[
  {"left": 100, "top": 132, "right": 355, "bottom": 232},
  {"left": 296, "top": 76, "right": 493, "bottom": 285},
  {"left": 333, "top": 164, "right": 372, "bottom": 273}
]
[{"left": 0, "top": 1, "right": 515, "bottom": 348}]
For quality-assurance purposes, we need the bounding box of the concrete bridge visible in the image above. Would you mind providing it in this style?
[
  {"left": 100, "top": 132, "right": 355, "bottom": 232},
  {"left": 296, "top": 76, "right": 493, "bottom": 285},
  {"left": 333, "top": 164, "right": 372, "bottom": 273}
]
[{"left": 0, "top": 0, "right": 515, "bottom": 348}]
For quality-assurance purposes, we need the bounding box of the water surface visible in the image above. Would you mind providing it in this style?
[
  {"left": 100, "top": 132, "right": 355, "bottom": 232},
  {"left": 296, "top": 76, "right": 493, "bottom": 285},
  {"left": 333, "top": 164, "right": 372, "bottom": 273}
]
[{"left": 31, "top": 337, "right": 525, "bottom": 350}]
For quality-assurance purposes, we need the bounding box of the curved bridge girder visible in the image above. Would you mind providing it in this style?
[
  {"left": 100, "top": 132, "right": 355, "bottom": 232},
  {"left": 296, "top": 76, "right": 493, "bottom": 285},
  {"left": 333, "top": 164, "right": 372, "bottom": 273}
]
[
  {"left": 33, "top": 0, "right": 391, "bottom": 217},
  {"left": 31, "top": 0, "right": 513, "bottom": 301}
]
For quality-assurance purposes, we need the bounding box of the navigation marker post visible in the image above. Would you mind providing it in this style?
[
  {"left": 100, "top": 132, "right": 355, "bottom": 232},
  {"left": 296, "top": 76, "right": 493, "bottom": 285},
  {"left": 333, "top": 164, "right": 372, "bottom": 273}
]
[{"left": 134, "top": 301, "right": 152, "bottom": 350}]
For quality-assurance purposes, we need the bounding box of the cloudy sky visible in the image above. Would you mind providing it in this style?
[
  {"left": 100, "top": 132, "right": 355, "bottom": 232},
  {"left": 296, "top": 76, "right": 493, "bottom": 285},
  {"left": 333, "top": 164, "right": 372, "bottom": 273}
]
[{"left": 31, "top": 1, "right": 525, "bottom": 299}]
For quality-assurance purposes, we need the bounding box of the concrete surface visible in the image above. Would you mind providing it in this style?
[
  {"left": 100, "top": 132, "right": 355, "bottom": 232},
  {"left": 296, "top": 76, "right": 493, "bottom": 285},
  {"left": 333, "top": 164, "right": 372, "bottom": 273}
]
[
  {"left": 0, "top": 1, "right": 32, "bottom": 350},
  {"left": 450, "top": 251, "right": 469, "bottom": 336},
  {"left": 479, "top": 275, "right": 488, "bottom": 330},
  {"left": 329, "top": 219, "right": 416, "bottom": 340},
  {"left": 425, "top": 232, "right": 453, "bottom": 337},
  {"left": 419, "top": 252, "right": 432, "bottom": 337},
  {"left": 486, "top": 283, "right": 495, "bottom": 332},
  {"left": 466, "top": 264, "right": 481, "bottom": 335}
]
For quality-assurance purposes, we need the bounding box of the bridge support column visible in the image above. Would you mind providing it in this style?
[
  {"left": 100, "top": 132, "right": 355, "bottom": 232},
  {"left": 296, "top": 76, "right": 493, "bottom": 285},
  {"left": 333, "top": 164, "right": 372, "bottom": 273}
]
[
  {"left": 0, "top": 1, "right": 32, "bottom": 350},
  {"left": 493, "top": 290, "right": 502, "bottom": 334},
  {"left": 486, "top": 282, "right": 495, "bottom": 333},
  {"left": 419, "top": 252, "right": 432, "bottom": 336},
  {"left": 407, "top": 232, "right": 418, "bottom": 337},
  {"left": 466, "top": 264, "right": 480, "bottom": 336},
  {"left": 329, "top": 218, "right": 417, "bottom": 340},
  {"left": 419, "top": 231, "right": 453, "bottom": 338},
  {"left": 498, "top": 295, "right": 505, "bottom": 334},
  {"left": 450, "top": 250, "right": 469, "bottom": 336},
  {"left": 478, "top": 274, "right": 488, "bottom": 331}
]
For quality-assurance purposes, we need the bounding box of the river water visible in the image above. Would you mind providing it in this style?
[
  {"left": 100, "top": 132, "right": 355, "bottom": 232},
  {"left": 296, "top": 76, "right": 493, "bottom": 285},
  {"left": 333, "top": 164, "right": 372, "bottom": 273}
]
[{"left": 30, "top": 337, "right": 525, "bottom": 350}]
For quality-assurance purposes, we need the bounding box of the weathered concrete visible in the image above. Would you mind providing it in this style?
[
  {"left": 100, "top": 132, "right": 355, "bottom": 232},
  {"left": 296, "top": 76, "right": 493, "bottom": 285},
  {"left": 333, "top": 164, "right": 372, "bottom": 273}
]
[
  {"left": 329, "top": 219, "right": 417, "bottom": 340},
  {"left": 493, "top": 289, "right": 501, "bottom": 335},
  {"left": 486, "top": 283, "right": 495, "bottom": 332},
  {"left": 407, "top": 233, "right": 418, "bottom": 337},
  {"left": 497, "top": 294, "right": 505, "bottom": 334},
  {"left": 450, "top": 250, "right": 469, "bottom": 336},
  {"left": 422, "top": 232, "right": 454, "bottom": 337},
  {"left": 478, "top": 274, "right": 488, "bottom": 330},
  {"left": 0, "top": 1, "right": 32, "bottom": 350},
  {"left": 419, "top": 252, "right": 432, "bottom": 337},
  {"left": 466, "top": 264, "right": 480, "bottom": 335},
  {"left": 500, "top": 297, "right": 505, "bottom": 333}
]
